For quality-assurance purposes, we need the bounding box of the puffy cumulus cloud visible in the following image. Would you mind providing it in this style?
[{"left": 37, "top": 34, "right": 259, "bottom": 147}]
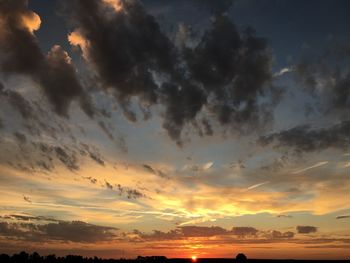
[
  {"left": 103, "top": 0, "right": 123, "bottom": 12},
  {"left": 68, "top": 0, "right": 276, "bottom": 144},
  {"left": 296, "top": 226, "right": 318, "bottom": 234},
  {"left": 41, "top": 45, "right": 95, "bottom": 117},
  {"left": 184, "top": 16, "right": 273, "bottom": 127},
  {"left": 0, "top": 0, "right": 41, "bottom": 35},
  {"left": 0, "top": 220, "right": 118, "bottom": 243},
  {"left": 20, "top": 8, "right": 41, "bottom": 33},
  {"left": 68, "top": 30, "right": 89, "bottom": 60},
  {"left": 0, "top": 0, "right": 43, "bottom": 76},
  {"left": 259, "top": 121, "right": 350, "bottom": 154},
  {"left": 68, "top": 0, "right": 175, "bottom": 107},
  {"left": 160, "top": 82, "right": 207, "bottom": 144},
  {"left": 0, "top": 0, "right": 95, "bottom": 118}
]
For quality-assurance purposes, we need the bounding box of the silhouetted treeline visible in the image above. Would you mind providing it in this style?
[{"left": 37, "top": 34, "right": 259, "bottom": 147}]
[
  {"left": 0, "top": 252, "right": 170, "bottom": 263},
  {"left": 0, "top": 252, "right": 349, "bottom": 263}
]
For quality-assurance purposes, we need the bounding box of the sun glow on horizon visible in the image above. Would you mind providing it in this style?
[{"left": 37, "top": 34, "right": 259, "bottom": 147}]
[{"left": 191, "top": 256, "right": 197, "bottom": 262}]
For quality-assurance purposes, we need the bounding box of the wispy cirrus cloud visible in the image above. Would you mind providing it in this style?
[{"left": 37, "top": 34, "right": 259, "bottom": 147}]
[{"left": 292, "top": 161, "right": 328, "bottom": 174}]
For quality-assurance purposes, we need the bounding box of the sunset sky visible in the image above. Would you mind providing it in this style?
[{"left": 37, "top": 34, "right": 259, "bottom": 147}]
[{"left": 1, "top": 0, "right": 350, "bottom": 260}]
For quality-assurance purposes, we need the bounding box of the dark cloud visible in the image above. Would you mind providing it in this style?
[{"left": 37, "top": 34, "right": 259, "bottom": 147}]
[
  {"left": 305, "top": 245, "right": 350, "bottom": 249},
  {"left": 68, "top": 0, "right": 176, "bottom": 109},
  {"left": 336, "top": 215, "right": 350, "bottom": 219},
  {"left": 296, "top": 225, "right": 318, "bottom": 234},
  {"left": 0, "top": 0, "right": 43, "bottom": 75},
  {"left": 201, "top": 118, "right": 213, "bottom": 136},
  {"left": 277, "top": 214, "right": 293, "bottom": 218},
  {"left": 0, "top": 85, "right": 34, "bottom": 119},
  {"left": 41, "top": 45, "right": 95, "bottom": 117},
  {"left": 13, "top": 132, "right": 27, "bottom": 144},
  {"left": 161, "top": 14, "right": 274, "bottom": 143},
  {"left": 97, "top": 121, "right": 128, "bottom": 153},
  {"left": 132, "top": 226, "right": 230, "bottom": 241},
  {"left": 83, "top": 176, "right": 97, "bottom": 184},
  {"left": 184, "top": 15, "right": 273, "bottom": 128},
  {"left": 269, "top": 230, "right": 294, "bottom": 239},
  {"left": 115, "top": 184, "right": 145, "bottom": 199},
  {"left": 142, "top": 164, "right": 168, "bottom": 178},
  {"left": 143, "top": 164, "right": 157, "bottom": 175},
  {"left": 105, "top": 181, "right": 113, "bottom": 190},
  {"left": 68, "top": 0, "right": 275, "bottom": 144},
  {"left": 160, "top": 81, "right": 207, "bottom": 144},
  {"left": 296, "top": 39, "right": 350, "bottom": 115},
  {"left": 80, "top": 143, "right": 105, "bottom": 166},
  {"left": 98, "top": 121, "right": 114, "bottom": 141},
  {"left": 37, "top": 221, "right": 117, "bottom": 243},
  {"left": 2, "top": 138, "right": 107, "bottom": 174},
  {"left": 125, "top": 188, "right": 144, "bottom": 199},
  {"left": 23, "top": 195, "right": 32, "bottom": 203},
  {"left": 102, "top": 182, "right": 146, "bottom": 199},
  {"left": 132, "top": 225, "right": 293, "bottom": 242},
  {"left": 88, "top": 152, "right": 105, "bottom": 166},
  {"left": 259, "top": 121, "right": 350, "bottom": 153},
  {"left": 0, "top": 220, "right": 117, "bottom": 243},
  {"left": 133, "top": 229, "right": 181, "bottom": 241},
  {"left": 5, "top": 214, "right": 60, "bottom": 223},
  {"left": 0, "top": 222, "right": 29, "bottom": 239},
  {"left": 180, "top": 226, "right": 228, "bottom": 237},
  {"left": 260, "top": 155, "right": 288, "bottom": 172},
  {"left": 0, "top": 0, "right": 95, "bottom": 117},
  {"left": 231, "top": 226, "right": 258, "bottom": 236},
  {"left": 36, "top": 160, "right": 54, "bottom": 172},
  {"left": 54, "top": 146, "right": 79, "bottom": 171}
]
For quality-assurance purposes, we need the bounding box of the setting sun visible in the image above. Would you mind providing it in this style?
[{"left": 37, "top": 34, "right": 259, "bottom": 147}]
[{"left": 191, "top": 256, "right": 197, "bottom": 262}]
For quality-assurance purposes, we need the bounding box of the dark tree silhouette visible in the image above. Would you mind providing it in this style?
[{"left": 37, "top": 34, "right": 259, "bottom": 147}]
[{"left": 235, "top": 253, "right": 247, "bottom": 263}]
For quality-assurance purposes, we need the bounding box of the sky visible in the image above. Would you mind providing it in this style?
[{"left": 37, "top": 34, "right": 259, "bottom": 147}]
[{"left": 1, "top": 0, "right": 350, "bottom": 260}]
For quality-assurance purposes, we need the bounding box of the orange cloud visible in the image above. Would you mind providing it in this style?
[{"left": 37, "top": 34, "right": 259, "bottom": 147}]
[
  {"left": 68, "top": 30, "right": 90, "bottom": 60},
  {"left": 21, "top": 11, "right": 41, "bottom": 33},
  {"left": 103, "top": 0, "right": 123, "bottom": 12}
]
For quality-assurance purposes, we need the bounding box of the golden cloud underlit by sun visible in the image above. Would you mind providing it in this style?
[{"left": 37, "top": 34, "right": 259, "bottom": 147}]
[
  {"left": 68, "top": 30, "right": 90, "bottom": 60},
  {"left": 68, "top": 31, "right": 88, "bottom": 50},
  {"left": 21, "top": 11, "right": 41, "bottom": 33},
  {"left": 103, "top": 0, "right": 123, "bottom": 12}
]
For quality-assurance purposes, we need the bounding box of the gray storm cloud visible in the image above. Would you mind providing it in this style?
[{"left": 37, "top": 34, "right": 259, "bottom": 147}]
[{"left": 67, "top": 0, "right": 276, "bottom": 144}]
